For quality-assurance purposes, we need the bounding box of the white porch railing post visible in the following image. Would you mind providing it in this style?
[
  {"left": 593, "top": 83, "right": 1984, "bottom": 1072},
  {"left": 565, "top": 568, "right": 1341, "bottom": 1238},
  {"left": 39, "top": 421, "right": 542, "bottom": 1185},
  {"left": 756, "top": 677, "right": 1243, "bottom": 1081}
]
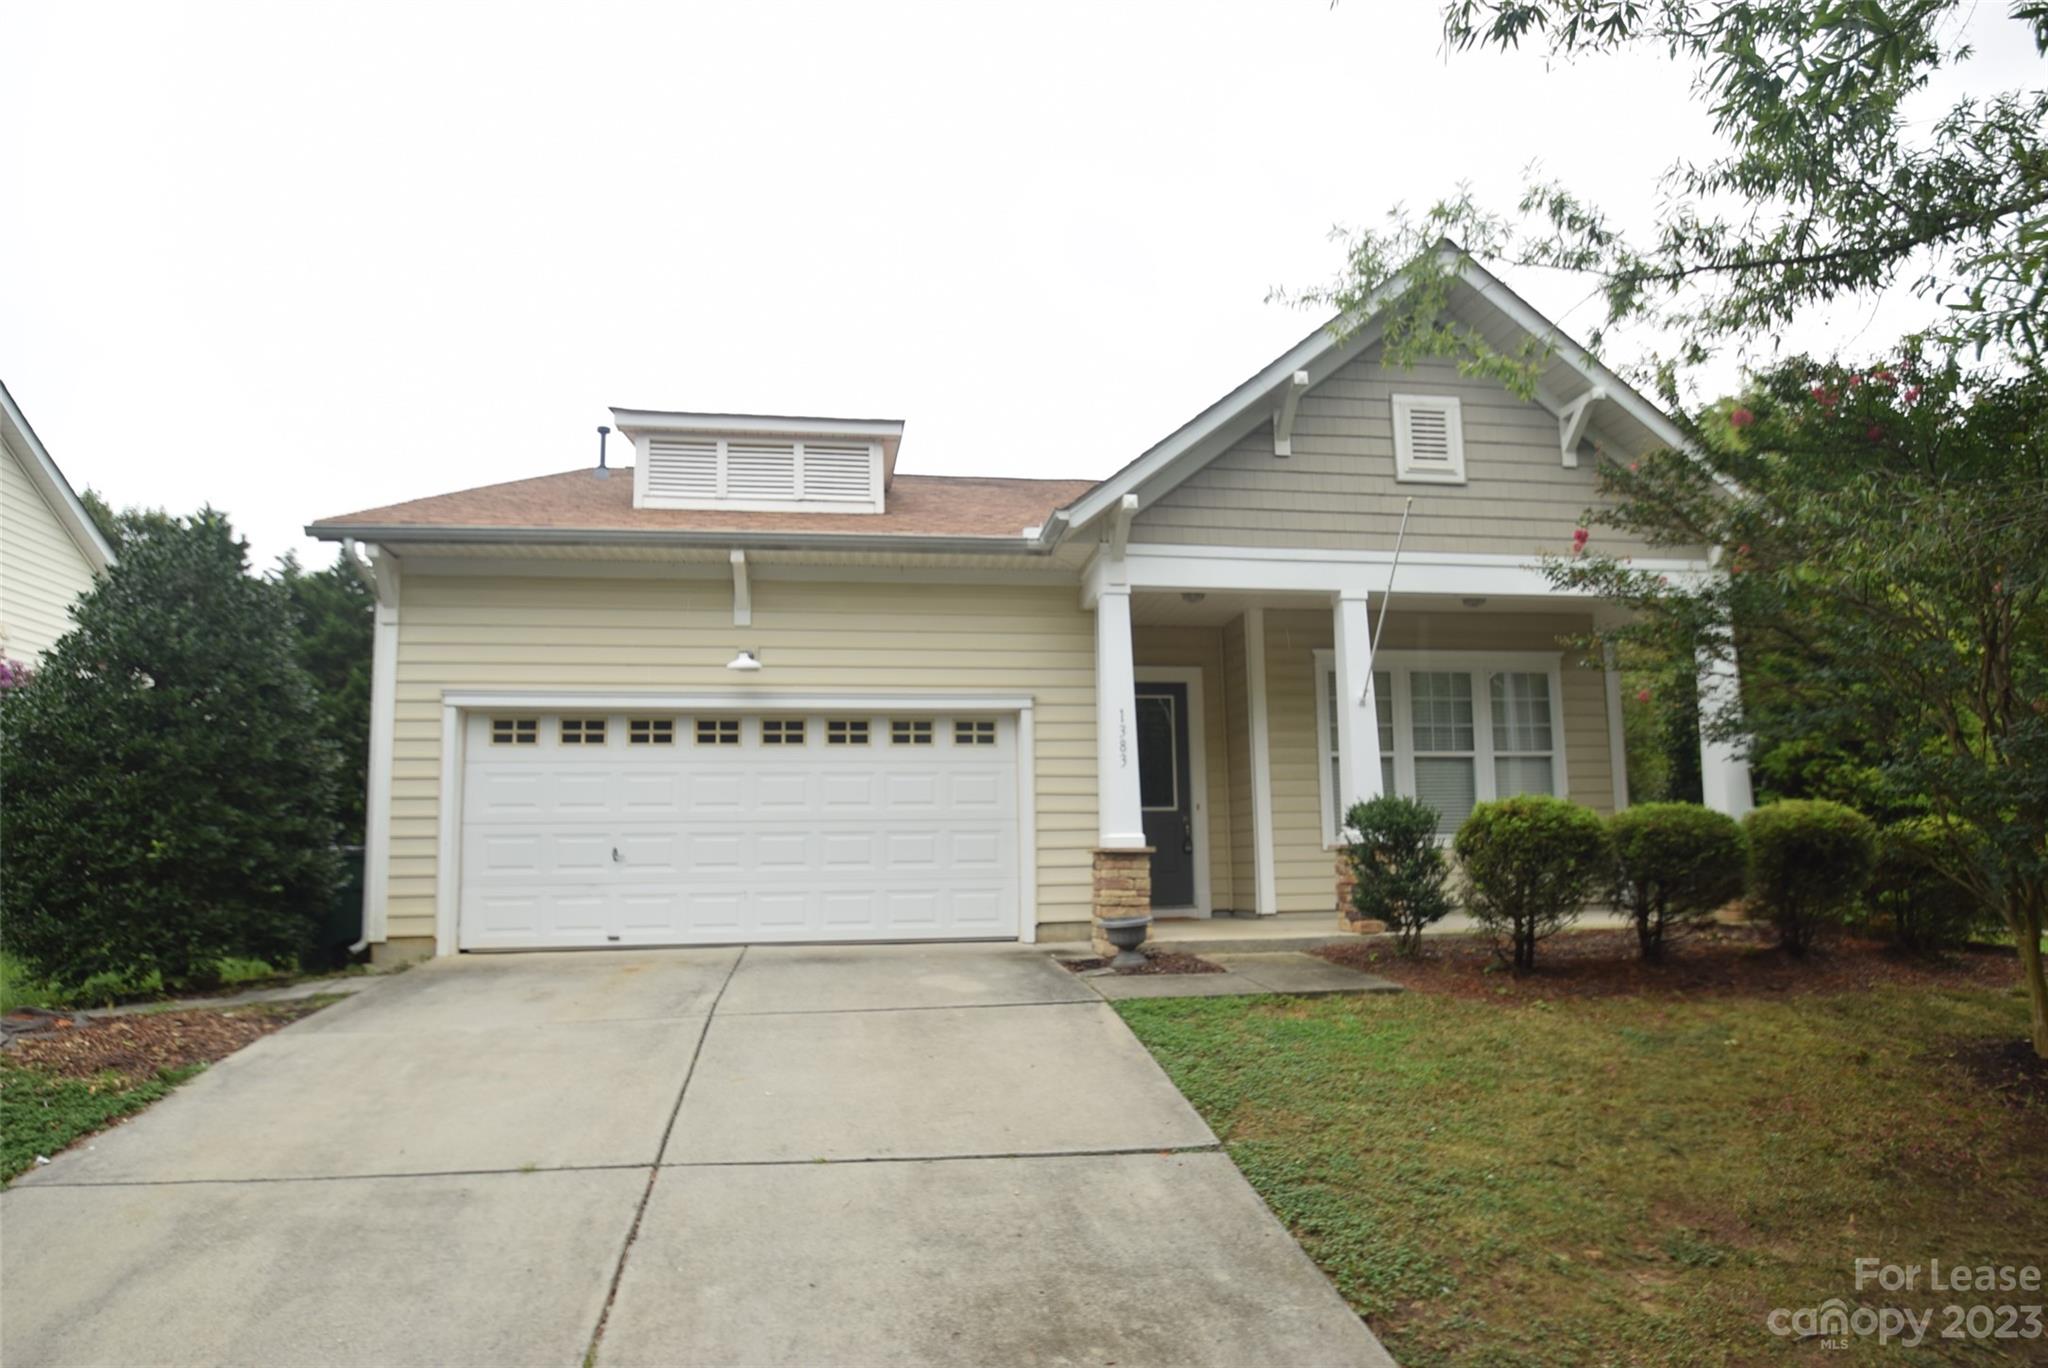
[
  {"left": 1094, "top": 586, "right": 1147, "bottom": 849},
  {"left": 1332, "top": 591, "right": 1384, "bottom": 832},
  {"left": 1697, "top": 644, "right": 1754, "bottom": 818}
]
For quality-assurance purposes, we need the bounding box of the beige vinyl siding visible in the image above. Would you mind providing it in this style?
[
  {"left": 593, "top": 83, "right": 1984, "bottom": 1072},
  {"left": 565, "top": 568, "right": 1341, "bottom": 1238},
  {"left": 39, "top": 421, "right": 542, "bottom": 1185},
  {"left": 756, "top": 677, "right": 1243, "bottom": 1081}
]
[
  {"left": 1259, "top": 607, "right": 1617, "bottom": 913},
  {"left": 0, "top": 439, "right": 98, "bottom": 663},
  {"left": 1133, "top": 625, "right": 1234, "bottom": 910},
  {"left": 1132, "top": 348, "right": 1701, "bottom": 560},
  {"left": 384, "top": 572, "right": 1097, "bottom": 943}
]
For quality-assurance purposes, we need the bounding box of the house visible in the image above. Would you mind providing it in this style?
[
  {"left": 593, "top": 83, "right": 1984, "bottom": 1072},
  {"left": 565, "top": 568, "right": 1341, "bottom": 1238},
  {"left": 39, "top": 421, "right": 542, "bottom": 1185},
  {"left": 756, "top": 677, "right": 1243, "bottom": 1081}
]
[
  {"left": 0, "top": 382, "right": 116, "bottom": 666},
  {"left": 308, "top": 248, "right": 1754, "bottom": 963}
]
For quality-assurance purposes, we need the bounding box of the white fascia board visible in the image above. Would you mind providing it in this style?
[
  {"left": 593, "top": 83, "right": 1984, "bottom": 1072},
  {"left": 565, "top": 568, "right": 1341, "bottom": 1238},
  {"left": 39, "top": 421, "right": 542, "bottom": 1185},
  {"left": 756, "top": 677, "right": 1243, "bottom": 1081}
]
[
  {"left": 302, "top": 523, "right": 1048, "bottom": 557},
  {"left": 0, "top": 382, "right": 116, "bottom": 571},
  {"left": 1106, "top": 545, "right": 1715, "bottom": 601},
  {"left": 608, "top": 410, "right": 905, "bottom": 441}
]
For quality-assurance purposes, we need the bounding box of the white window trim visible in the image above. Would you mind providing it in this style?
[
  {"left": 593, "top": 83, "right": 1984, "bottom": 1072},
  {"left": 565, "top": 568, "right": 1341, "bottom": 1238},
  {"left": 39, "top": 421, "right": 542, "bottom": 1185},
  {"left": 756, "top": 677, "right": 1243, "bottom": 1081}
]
[
  {"left": 1314, "top": 649, "right": 1569, "bottom": 846},
  {"left": 1390, "top": 393, "right": 1467, "bottom": 485}
]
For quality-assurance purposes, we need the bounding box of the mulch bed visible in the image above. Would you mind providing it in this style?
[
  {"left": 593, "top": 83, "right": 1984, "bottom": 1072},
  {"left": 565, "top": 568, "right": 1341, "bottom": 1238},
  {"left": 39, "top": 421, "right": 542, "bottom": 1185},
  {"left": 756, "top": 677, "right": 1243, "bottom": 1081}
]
[
  {"left": 1060, "top": 948, "right": 1226, "bottom": 976},
  {"left": 2, "top": 1000, "right": 334, "bottom": 1084},
  {"left": 1313, "top": 925, "right": 2024, "bottom": 1003}
]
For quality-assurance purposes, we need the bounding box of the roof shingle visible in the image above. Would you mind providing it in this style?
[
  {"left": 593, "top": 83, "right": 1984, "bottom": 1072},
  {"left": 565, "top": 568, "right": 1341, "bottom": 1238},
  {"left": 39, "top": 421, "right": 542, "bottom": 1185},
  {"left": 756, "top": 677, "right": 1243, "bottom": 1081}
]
[{"left": 309, "top": 468, "right": 1098, "bottom": 540}]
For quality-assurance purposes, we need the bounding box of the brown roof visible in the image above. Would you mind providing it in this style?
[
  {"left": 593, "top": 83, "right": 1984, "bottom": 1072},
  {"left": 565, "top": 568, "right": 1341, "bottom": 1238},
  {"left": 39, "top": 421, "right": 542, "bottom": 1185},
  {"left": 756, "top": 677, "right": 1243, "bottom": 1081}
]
[{"left": 310, "top": 468, "right": 1099, "bottom": 540}]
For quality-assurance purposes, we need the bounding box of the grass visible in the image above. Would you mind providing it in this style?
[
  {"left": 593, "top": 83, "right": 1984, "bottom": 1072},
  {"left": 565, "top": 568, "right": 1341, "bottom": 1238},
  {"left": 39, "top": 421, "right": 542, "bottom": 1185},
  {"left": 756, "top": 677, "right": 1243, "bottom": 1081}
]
[
  {"left": 0, "top": 1063, "right": 206, "bottom": 1182},
  {"left": 1118, "top": 984, "right": 2042, "bottom": 1366}
]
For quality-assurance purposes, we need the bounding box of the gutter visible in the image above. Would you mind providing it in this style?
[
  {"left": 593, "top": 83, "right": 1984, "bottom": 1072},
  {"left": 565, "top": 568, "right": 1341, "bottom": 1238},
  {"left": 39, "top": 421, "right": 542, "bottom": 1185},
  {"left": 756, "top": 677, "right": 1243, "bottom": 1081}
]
[{"left": 303, "top": 523, "right": 1059, "bottom": 557}]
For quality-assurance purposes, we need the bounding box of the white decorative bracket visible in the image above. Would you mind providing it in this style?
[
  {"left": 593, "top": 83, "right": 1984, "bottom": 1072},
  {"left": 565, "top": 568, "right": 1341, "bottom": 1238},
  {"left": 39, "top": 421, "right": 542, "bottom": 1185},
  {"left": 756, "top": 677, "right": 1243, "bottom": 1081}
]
[
  {"left": 1109, "top": 492, "right": 1137, "bottom": 564},
  {"left": 729, "top": 548, "right": 751, "bottom": 627},
  {"left": 1559, "top": 388, "right": 1606, "bottom": 467},
  {"left": 1273, "top": 370, "right": 1309, "bottom": 457}
]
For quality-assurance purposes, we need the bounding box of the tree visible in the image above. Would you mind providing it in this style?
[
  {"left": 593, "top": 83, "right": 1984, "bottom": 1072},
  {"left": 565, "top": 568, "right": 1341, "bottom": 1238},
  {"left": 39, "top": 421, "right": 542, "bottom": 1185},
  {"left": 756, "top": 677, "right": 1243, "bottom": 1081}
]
[
  {"left": 0, "top": 510, "right": 342, "bottom": 991},
  {"left": 275, "top": 553, "right": 373, "bottom": 843},
  {"left": 1288, "top": 3, "right": 2048, "bottom": 388},
  {"left": 1550, "top": 355, "right": 2048, "bottom": 1054}
]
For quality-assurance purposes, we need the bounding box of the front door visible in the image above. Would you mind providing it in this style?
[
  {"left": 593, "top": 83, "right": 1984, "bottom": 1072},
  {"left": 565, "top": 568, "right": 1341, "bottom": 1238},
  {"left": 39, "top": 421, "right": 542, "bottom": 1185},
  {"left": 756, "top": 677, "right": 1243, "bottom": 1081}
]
[{"left": 1135, "top": 681, "right": 1195, "bottom": 909}]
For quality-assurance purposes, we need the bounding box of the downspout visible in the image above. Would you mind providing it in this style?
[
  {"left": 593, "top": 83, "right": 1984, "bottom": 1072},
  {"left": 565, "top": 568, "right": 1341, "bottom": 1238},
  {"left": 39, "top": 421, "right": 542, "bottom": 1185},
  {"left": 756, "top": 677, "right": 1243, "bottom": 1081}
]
[{"left": 345, "top": 540, "right": 401, "bottom": 956}]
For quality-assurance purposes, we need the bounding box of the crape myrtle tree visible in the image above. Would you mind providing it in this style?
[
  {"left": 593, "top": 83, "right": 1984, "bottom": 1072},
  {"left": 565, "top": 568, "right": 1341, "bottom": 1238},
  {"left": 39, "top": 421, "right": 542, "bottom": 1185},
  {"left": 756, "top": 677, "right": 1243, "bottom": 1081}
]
[
  {"left": 0, "top": 509, "right": 342, "bottom": 991},
  {"left": 1549, "top": 356, "right": 2048, "bottom": 1056},
  {"left": 1287, "top": 2, "right": 2048, "bottom": 392}
]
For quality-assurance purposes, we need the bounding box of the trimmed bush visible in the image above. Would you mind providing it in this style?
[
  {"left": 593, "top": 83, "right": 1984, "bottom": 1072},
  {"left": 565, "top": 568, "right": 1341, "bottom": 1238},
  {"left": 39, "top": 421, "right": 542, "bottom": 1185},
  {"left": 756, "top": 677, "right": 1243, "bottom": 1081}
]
[
  {"left": 1869, "top": 818, "right": 1987, "bottom": 954},
  {"left": 0, "top": 511, "right": 341, "bottom": 992},
  {"left": 1342, "top": 795, "right": 1453, "bottom": 954},
  {"left": 1609, "top": 802, "right": 1748, "bottom": 960},
  {"left": 1743, "top": 799, "right": 1876, "bottom": 954},
  {"left": 1454, "top": 795, "right": 1613, "bottom": 969}
]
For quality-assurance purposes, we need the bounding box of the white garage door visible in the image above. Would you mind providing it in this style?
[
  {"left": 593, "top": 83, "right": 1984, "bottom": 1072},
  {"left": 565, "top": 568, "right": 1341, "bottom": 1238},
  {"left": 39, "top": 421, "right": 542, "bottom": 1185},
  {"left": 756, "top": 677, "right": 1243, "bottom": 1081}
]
[{"left": 458, "top": 709, "right": 1020, "bottom": 949}]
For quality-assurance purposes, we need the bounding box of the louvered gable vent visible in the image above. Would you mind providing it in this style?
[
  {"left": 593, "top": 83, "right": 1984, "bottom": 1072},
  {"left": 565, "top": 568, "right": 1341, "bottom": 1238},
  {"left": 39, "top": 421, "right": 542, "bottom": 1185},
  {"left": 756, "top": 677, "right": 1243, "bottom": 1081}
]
[
  {"left": 1391, "top": 394, "right": 1466, "bottom": 484},
  {"left": 623, "top": 415, "right": 897, "bottom": 514}
]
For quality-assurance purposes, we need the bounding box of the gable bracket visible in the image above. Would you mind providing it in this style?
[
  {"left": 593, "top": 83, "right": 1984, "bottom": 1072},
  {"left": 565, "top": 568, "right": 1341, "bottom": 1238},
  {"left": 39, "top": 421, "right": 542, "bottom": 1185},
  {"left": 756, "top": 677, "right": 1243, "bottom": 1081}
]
[
  {"left": 1272, "top": 370, "right": 1309, "bottom": 457},
  {"left": 1558, "top": 388, "right": 1606, "bottom": 468},
  {"left": 729, "top": 548, "right": 752, "bottom": 627}
]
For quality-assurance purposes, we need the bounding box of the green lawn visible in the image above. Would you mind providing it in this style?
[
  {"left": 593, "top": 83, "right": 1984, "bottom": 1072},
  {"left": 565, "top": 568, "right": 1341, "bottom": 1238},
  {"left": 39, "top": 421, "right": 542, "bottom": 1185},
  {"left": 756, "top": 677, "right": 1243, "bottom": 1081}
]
[
  {"left": 0, "top": 1064, "right": 204, "bottom": 1182},
  {"left": 1119, "top": 985, "right": 2042, "bottom": 1366}
]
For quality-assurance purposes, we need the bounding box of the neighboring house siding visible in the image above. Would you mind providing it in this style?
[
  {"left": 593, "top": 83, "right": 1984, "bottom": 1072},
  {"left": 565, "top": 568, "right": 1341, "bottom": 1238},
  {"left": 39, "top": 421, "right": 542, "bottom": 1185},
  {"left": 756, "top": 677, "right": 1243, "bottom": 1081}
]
[
  {"left": 0, "top": 439, "right": 97, "bottom": 663},
  {"left": 383, "top": 571, "right": 1098, "bottom": 945},
  {"left": 1133, "top": 624, "right": 1234, "bottom": 912},
  {"left": 1260, "top": 606, "right": 1617, "bottom": 913},
  {"left": 1132, "top": 348, "right": 1694, "bottom": 559}
]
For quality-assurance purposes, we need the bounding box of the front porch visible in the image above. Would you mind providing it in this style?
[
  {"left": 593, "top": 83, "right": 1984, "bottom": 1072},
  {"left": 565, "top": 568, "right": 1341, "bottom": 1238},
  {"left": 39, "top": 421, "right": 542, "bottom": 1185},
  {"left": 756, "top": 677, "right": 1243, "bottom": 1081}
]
[{"left": 1085, "top": 538, "right": 1754, "bottom": 944}]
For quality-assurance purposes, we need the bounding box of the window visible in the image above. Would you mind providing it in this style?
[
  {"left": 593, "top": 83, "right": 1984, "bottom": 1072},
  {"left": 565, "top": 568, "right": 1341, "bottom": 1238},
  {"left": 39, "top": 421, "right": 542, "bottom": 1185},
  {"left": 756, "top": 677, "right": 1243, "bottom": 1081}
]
[
  {"left": 1491, "top": 671, "right": 1555, "bottom": 798},
  {"left": 491, "top": 718, "right": 538, "bottom": 746},
  {"left": 628, "top": 718, "right": 675, "bottom": 746},
  {"left": 696, "top": 718, "right": 740, "bottom": 746},
  {"left": 1314, "top": 652, "right": 1565, "bottom": 842},
  {"left": 761, "top": 718, "right": 806, "bottom": 746},
  {"left": 1391, "top": 394, "right": 1466, "bottom": 484},
  {"left": 827, "top": 719, "right": 870, "bottom": 746},
  {"left": 954, "top": 719, "right": 997, "bottom": 746},
  {"left": 560, "top": 718, "right": 607, "bottom": 745},
  {"left": 891, "top": 719, "right": 934, "bottom": 746}
]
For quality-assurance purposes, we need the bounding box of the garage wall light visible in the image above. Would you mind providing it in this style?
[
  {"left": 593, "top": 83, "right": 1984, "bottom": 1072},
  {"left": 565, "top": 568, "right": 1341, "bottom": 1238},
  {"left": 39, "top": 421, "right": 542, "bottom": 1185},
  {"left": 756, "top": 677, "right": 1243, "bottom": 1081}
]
[{"left": 726, "top": 649, "right": 763, "bottom": 672}]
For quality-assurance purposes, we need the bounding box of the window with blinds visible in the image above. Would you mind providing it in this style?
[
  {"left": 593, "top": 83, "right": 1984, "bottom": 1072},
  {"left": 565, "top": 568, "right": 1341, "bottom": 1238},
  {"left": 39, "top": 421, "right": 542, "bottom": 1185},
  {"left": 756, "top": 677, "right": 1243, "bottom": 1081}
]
[{"left": 1314, "top": 652, "right": 1564, "bottom": 843}]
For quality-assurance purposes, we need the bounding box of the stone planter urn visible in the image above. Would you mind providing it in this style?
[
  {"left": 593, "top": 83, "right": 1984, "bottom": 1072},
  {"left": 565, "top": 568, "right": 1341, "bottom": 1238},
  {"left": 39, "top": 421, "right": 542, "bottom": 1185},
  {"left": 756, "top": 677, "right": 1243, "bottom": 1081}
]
[{"left": 1095, "top": 914, "right": 1152, "bottom": 970}]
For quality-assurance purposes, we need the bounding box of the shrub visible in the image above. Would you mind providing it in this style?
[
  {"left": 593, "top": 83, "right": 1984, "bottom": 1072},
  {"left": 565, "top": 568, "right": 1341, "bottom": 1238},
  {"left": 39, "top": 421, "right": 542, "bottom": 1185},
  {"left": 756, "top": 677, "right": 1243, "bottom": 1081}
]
[
  {"left": 0, "top": 511, "right": 341, "bottom": 992},
  {"left": 1608, "top": 803, "right": 1748, "bottom": 961},
  {"left": 1743, "top": 799, "right": 1876, "bottom": 954},
  {"left": 1342, "top": 795, "right": 1453, "bottom": 954},
  {"left": 1453, "top": 795, "right": 1613, "bottom": 969},
  {"left": 1869, "top": 818, "right": 1987, "bottom": 955}
]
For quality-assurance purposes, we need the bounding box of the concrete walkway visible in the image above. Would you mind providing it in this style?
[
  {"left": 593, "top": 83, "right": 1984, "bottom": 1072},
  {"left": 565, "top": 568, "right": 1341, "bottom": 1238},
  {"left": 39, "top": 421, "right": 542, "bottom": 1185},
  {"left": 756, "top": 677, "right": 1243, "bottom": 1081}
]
[{"left": 2, "top": 943, "right": 1393, "bottom": 1367}]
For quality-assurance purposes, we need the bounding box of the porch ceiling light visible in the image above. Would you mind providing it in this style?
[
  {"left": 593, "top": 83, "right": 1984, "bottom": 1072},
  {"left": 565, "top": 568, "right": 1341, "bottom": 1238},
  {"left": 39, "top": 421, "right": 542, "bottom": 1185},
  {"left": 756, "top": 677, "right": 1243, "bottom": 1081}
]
[
  {"left": 1461, "top": 597, "right": 1488, "bottom": 608},
  {"left": 1181, "top": 592, "right": 1206, "bottom": 604},
  {"left": 726, "top": 649, "right": 763, "bottom": 672}
]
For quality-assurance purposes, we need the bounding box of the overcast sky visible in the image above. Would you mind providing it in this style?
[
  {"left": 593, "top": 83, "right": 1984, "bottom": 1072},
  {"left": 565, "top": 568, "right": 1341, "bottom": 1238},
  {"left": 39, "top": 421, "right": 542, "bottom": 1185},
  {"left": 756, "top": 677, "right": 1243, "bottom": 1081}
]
[{"left": 4, "top": 1, "right": 2036, "bottom": 571}]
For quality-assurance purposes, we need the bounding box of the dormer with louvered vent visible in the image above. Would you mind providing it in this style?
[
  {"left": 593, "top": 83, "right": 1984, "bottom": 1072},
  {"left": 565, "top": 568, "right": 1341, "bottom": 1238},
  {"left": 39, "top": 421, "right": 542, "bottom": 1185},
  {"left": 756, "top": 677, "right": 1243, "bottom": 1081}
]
[{"left": 610, "top": 410, "right": 905, "bottom": 514}]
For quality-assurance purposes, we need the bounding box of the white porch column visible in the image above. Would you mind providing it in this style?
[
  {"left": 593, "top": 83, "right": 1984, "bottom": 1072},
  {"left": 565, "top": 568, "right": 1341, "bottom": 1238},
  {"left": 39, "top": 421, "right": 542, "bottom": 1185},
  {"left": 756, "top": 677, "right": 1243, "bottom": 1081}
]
[
  {"left": 1697, "top": 644, "right": 1754, "bottom": 819},
  {"left": 360, "top": 545, "right": 401, "bottom": 950},
  {"left": 1094, "top": 585, "right": 1147, "bottom": 849},
  {"left": 1244, "top": 607, "right": 1278, "bottom": 915},
  {"left": 1331, "top": 591, "right": 1384, "bottom": 831},
  {"left": 1602, "top": 642, "right": 1631, "bottom": 810}
]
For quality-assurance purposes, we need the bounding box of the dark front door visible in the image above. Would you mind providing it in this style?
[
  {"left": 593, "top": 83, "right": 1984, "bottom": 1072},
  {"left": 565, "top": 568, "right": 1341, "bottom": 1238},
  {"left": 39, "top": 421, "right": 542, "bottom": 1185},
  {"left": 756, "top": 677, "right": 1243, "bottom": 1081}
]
[{"left": 1135, "top": 681, "right": 1195, "bottom": 909}]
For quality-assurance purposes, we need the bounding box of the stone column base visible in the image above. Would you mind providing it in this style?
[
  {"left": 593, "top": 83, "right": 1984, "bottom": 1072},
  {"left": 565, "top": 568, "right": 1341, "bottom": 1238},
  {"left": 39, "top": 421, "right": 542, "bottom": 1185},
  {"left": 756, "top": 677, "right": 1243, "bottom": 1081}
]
[
  {"left": 1335, "top": 850, "right": 1387, "bottom": 934},
  {"left": 1091, "top": 847, "right": 1155, "bottom": 957}
]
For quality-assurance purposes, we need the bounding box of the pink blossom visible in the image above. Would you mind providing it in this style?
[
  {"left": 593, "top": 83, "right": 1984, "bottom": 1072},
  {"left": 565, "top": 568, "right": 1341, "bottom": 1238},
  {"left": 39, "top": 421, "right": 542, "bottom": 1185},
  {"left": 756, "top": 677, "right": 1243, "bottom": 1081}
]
[
  {"left": 1730, "top": 407, "right": 1754, "bottom": 429},
  {"left": 1904, "top": 385, "right": 1922, "bottom": 404},
  {"left": 1866, "top": 424, "right": 1884, "bottom": 442},
  {"left": 1636, "top": 688, "right": 1652, "bottom": 704}
]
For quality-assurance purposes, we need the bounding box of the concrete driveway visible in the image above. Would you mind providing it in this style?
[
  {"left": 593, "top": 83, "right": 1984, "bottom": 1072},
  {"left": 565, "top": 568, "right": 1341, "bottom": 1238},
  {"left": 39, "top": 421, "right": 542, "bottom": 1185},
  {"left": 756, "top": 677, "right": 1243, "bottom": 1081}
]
[{"left": 3, "top": 944, "right": 1393, "bottom": 1367}]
